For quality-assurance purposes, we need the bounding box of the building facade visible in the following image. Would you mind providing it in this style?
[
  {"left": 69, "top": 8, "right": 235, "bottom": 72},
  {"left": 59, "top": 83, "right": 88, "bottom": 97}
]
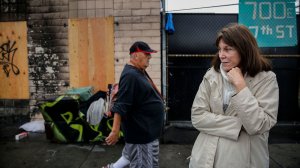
[{"left": 0, "top": 0, "right": 162, "bottom": 124}]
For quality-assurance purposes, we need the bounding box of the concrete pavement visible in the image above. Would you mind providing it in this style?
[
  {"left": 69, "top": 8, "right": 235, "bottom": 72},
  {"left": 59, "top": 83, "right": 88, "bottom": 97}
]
[
  {"left": 0, "top": 132, "right": 192, "bottom": 168},
  {"left": 0, "top": 125, "right": 299, "bottom": 168}
]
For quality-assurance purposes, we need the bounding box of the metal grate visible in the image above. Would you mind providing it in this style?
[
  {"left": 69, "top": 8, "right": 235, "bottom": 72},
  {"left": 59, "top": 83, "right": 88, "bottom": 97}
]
[{"left": 167, "top": 14, "right": 300, "bottom": 56}]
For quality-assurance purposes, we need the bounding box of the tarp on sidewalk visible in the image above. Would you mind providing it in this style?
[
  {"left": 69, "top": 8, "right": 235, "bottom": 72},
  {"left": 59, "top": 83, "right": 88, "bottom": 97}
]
[{"left": 39, "top": 93, "right": 116, "bottom": 143}]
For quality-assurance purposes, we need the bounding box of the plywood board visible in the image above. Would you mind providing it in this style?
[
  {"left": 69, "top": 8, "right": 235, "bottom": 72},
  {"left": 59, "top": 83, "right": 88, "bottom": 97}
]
[
  {"left": 69, "top": 17, "right": 115, "bottom": 92},
  {"left": 0, "top": 21, "right": 29, "bottom": 99}
]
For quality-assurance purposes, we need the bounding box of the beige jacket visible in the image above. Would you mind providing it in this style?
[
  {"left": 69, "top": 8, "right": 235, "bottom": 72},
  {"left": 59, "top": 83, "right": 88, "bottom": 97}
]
[{"left": 189, "top": 68, "right": 279, "bottom": 168}]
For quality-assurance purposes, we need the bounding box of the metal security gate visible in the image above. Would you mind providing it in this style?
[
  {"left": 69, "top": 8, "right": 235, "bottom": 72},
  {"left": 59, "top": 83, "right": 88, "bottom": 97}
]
[{"left": 165, "top": 14, "right": 300, "bottom": 124}]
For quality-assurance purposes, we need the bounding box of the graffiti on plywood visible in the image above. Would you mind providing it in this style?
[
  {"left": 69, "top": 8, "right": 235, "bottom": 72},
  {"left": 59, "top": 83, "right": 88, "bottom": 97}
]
[
  {"left": 0, "top": 40, "right": 20, "bottom": 77},
  {"left": 0, "top": 21, "right": 29, "bottom": 99}
]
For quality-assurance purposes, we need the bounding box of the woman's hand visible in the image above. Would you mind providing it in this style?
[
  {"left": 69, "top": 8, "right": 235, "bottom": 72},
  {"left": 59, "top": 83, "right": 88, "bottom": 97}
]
[{"left": 227, "top": 67, "right": 246, "bottom": 92}]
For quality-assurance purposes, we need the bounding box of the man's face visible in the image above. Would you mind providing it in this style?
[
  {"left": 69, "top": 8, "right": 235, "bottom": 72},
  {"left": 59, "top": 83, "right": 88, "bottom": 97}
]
[{"left": 133, "top": 52, "right": 152, "bottom": 70}]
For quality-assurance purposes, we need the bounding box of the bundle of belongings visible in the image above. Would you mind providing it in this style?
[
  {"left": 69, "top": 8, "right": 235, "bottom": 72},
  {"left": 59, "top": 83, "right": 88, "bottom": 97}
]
[{"left": 39, "top": 85, "right": 123, "bottom": 143}]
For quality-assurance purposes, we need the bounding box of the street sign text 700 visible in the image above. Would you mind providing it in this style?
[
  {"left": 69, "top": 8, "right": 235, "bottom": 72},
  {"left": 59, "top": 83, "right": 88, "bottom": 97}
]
[{"left": 245, "top": 1, "right": 295, "bottom": 20}]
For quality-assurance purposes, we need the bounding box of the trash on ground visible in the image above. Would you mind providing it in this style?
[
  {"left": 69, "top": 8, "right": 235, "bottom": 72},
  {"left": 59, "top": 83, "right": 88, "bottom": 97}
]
[
  {"left": 15, "top": 131, "right": 28, "bottom": 140},
  {"left": 19, "top": 120, "right": 45, "bottom": 133}
]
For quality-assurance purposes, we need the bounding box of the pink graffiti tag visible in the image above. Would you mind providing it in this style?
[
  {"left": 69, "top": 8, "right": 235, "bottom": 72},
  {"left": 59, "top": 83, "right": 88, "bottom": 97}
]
[{"left": 0, "top": 40, "right": 20, "bottom": 77}]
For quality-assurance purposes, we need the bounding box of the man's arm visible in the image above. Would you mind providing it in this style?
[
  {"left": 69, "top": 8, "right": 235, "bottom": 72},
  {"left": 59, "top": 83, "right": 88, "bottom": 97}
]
[{"left": 105, "top": 113, "right": 121, "bottom": 145}]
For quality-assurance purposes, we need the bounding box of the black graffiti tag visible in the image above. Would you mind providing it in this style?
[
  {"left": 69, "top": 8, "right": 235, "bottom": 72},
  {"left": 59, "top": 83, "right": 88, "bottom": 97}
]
[{"left": 0, "top": 40, "right": 20, "bottom": 77}]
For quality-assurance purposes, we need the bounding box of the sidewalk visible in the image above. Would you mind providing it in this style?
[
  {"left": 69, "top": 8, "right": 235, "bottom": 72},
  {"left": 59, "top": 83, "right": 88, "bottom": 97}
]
[
  {"left": 0, "top": 132, "right": 192, "bottom": 168},
  {"left": 0, "top": 126, "right": 299, "bottom": 168}
]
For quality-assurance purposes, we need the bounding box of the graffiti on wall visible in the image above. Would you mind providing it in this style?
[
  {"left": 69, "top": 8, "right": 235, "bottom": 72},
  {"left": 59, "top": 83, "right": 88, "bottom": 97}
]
[
  {"left": 0, "top": 40, "right": 20, "bottom": 77},
  {"left": 0, "top": 21, "right": 29, "bottom": 99}
]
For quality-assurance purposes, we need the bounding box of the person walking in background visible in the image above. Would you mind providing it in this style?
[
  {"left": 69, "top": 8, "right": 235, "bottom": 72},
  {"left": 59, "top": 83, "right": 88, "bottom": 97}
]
[
  {"left": 103, "top": 41, "right": 165, "bottom": 168},
  {"left": 189, "top": 23, "right": 279, "bottom": 168}
]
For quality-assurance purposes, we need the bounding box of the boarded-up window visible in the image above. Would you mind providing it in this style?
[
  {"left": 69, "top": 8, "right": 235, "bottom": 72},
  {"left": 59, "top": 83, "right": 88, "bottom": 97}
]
[
  {"left": 68, "top": 17, "right": 115, "bottom": 92},
  {"left": 0, "top": 21, "right": 29, "bottom": 99}
]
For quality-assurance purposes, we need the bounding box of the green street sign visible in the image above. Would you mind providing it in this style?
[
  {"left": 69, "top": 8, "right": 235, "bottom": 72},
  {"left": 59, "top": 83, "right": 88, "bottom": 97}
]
[{"left": 239, "top": 0, "right": 297, "bottom": 47}]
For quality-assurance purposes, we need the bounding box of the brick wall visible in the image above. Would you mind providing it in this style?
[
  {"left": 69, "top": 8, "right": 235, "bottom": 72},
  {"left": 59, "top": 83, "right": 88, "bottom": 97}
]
[
  {"left": 0, "top": 0, "right": 162, "bottom": 120},
  {"left": 0, "top": 0, "right": 30, "bottom": 122},
  {"left": 27, "top": 0, "right": 70, "bottom": 117},
  {"left": 68, "top": 0, "right": 162, "bottom": 89},
  {"left": 0, "top": 0, "right": 70, "bottom": 120},
  {"left": 114, "top": 0, "right": 161, "bottom": 89},
  {"left": 0, "top": 99, "right": 30, "bottom": 126}
]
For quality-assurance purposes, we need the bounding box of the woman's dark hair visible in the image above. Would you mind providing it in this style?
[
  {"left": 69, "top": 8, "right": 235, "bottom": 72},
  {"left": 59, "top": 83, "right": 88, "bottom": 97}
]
[{"left": 211, "top": 23, "right": 272, "bottom": 77}]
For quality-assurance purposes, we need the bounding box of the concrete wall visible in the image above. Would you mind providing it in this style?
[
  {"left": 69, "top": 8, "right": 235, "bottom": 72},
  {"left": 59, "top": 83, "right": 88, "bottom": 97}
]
[{"left": 0, "top": 0, "right": 162, "bottom": 122}]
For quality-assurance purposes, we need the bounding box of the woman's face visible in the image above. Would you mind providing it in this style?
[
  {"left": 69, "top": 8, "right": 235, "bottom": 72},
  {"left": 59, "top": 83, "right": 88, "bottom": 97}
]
[{"left": 218, "top": 39, "right": 241, "bottom": 72}]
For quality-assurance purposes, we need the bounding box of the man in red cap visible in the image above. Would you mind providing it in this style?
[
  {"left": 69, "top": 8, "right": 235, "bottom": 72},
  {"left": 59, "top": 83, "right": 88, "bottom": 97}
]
[{"left": 103, "top": 41, "right": 164, "bottom": 168}]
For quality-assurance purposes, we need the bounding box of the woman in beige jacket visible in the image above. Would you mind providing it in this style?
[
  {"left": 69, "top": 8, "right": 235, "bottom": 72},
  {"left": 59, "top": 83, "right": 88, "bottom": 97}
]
[{"left": 189, "top": 23, "right": 279, "bottom": 168}]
